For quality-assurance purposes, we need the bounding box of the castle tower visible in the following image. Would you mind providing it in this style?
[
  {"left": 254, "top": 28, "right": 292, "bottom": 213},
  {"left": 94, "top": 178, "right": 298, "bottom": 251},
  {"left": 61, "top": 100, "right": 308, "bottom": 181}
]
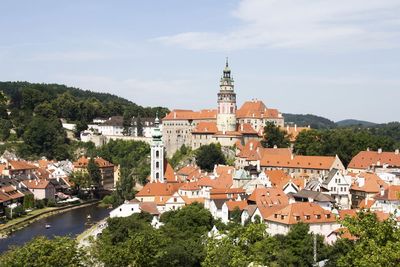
[
  {"left": 217, "top": 58, "right": 237, "bottom": 132},
  {"left": 150, "top": 115, "right": 165, "bottom": 183}
]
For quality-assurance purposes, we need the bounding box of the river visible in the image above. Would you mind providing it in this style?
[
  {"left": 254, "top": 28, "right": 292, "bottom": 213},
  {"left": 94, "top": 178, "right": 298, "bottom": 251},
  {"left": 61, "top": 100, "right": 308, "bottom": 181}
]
[{"left": 0, "top": 204, "right": 110, "bottom": 254}]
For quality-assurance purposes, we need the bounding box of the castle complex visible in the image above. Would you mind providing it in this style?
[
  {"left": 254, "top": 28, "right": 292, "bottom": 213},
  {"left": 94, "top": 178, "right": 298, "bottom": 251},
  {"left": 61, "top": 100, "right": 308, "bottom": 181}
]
[{"left": 162, "top": 60, "right": 285, "bottom": 156}]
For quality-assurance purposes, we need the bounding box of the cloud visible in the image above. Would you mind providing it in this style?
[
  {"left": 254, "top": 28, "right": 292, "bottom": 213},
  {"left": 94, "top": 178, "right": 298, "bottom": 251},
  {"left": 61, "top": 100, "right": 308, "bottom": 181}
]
[{"left": 156, "top": 0, "right": 400, "bottom": 51}]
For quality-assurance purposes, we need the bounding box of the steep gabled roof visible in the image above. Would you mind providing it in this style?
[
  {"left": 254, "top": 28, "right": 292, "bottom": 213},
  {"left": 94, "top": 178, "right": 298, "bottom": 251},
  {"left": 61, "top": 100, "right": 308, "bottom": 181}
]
[{"left": 351, "top": 172, "right": 388, "bottom": 193}]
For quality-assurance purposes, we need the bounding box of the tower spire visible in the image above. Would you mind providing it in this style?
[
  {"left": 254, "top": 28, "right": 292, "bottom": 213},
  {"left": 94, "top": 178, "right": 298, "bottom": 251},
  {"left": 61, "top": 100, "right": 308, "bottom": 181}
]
[{"left": 226, "top": 57, "right": 229, "bottom": 67}]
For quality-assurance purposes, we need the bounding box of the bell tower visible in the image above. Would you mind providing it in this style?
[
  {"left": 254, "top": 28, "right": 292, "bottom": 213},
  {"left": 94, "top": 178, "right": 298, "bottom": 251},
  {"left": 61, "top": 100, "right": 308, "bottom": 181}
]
[
  {"left": 217, "top": 58, "right": 237, "bottom": 132},
  {"left": 150, "top": 114, "right": 165, "bottom": 183}
]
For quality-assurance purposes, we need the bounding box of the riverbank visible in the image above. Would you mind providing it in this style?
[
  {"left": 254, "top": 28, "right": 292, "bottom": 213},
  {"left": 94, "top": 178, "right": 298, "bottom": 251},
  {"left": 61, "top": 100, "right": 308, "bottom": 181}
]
[{"left": 0, "top": 200, "right": 100, "bottom": 239}]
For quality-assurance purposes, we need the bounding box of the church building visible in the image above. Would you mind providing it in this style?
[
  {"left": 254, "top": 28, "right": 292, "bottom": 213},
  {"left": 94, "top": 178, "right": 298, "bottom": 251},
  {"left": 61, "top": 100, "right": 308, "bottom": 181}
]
[{"left": 162, "top": 60, "right": 285, "bottom": 156}]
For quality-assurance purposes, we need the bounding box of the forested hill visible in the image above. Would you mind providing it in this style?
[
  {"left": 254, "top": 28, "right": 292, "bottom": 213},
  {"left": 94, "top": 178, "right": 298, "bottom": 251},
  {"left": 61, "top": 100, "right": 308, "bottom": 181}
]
[
  {"left": 283, "top": 113, "right": 336, "bottom": 129},
  {"left": 0, "top": 81, "right": 169, "bottom": 122}
]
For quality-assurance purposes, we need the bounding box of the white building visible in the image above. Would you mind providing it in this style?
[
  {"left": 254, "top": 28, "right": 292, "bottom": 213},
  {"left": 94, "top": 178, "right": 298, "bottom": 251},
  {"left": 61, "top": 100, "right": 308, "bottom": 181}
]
[
  {"left": 322, "top": 169, "right": 352, "bottom": 209},
  {"left": 110, "top": 199, "right": 159, "bottom": 218}
]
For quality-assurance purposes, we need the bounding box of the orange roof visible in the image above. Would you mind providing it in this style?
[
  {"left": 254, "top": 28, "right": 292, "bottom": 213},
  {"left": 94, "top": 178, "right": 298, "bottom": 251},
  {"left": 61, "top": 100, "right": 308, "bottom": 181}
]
[
  {"left": 35, "top": 168, "right": 51, "bottom": 180},
  {"left": 331, "top": 227, "right": 357, "bottom": 241},
  {"left": 374, "top": 185, "right": 400, "bottom": 201},
  {"left": 265, "top": 170, "right": 291, "bottom": 187},
  {"left": 181, "top": 196, "right": 205, "bottom": 205},
  {"left": 266, "top": 202, "right": 336, "bottom": 225},
  {"left": 139, "top": 202, "right": 159, "bottom": 215},
  {"left": 281, "top": 125, "right": 310, "bottom": 142},
  {"left": 258, "top": 204, "right": 287, "bottom": 220},
  {"left": 238, "top": 123, "right": 258, "bottom": 135},
  {"left": 8, "top": 160, "right": 38, "bottom": 170},
  {"left": 163, "top": 109, "right": 217, "bottom": 121},
  {"left": 179, "top": 182, "right": 200, "bottom": 191},
  {"left": 338, "top": 209, "right": 358, "bottom": 220},
  {"left": 358, "top": 199, "right": 376, "bottom": 209},
  {"left": 0, "top": 164, "right": 5, "bottom": 173},
  {"left": 348, "top": 150, "right": 400, "bottom": 169},
  {"left": 192, "top": 122, "right": 218, "bottom": 134},
  {"left": 237, "top": 139, "right": 263, "bottom": 160},
  {"left": 225, "top": 200, "right": 248, "bottom": 211},
  {"left": 236, "top": 100, "right": 282, "bottom": 119},
  {"left": 136, "top": 182, "right": 181, "bottom": 197},
  {"left": 248, "top": 188, "right": 289, "bottom": 206},
  {"left": 0, "top": 191, "right": 11, "bottom": 203},
  {"left": 260, "top": 154, "right": 337, "bottom": 170},
  {"left": 37, "top": 159, "right": 55, "bottom": 168},
  {"left": 73, "top": 156, "right": 114, "bottom": 168},
  {"left": 177, "top": 165, "right": 201, "bottom": 180},
  {"left": 350, "top": 172, "right": 388, "bottom": 193},
  {"left": 22, "top": 179, "right": 51, "bottom": 189},
  {"left": 235, "top": 140, "right": 244, "bottom": 150},
  {"left": 164, "top": 163, "right": 177, "bottom": 182}
]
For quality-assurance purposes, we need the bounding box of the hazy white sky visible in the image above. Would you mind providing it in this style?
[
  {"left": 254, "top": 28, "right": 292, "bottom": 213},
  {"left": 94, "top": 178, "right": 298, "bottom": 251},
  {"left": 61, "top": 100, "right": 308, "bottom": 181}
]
[{"left": 1, "top": 0, "right": 399, "bottom": 123}]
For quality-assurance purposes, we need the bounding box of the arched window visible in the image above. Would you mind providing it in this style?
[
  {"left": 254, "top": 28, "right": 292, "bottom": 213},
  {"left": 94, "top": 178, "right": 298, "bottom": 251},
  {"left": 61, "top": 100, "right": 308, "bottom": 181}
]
[
  {"left": 156, "top": 162, "right": 159, "bottom": 168},
  {"left": 156, "top": 151, "right": 159, "bottom": 158},
  {"left": 156, "top": 173, "right": 159, "bottom": 179}
]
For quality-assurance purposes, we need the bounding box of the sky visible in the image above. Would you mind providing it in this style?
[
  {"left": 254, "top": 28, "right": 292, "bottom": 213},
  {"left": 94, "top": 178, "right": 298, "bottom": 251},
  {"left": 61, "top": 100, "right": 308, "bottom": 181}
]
[{"left": 1, "top": 0, "right": 400, "bottom": 123}]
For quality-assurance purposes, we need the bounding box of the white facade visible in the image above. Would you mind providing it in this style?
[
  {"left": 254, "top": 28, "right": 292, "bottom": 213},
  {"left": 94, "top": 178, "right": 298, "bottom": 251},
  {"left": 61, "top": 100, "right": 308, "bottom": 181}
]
[
  {"left": 110, "top": 201, "right": 141, "bottom": 218},
  {"left": 165, "top": 193, "right": 186, "bottom": 211},
  {"left": 150, "top": 117, "right": 165, "bottom": 183},
  {"left": 323, "top": 170, "right": 352, "bottom": 209}
]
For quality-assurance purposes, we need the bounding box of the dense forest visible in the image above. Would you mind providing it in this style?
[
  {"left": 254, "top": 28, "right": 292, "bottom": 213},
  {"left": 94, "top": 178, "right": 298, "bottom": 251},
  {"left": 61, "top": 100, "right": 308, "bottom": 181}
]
[
  {"left": 0, "top": 81, "right": 169, "bottom": 160},
  {"left": 1, "top": 204, "right": 399, "bottom": 267}
]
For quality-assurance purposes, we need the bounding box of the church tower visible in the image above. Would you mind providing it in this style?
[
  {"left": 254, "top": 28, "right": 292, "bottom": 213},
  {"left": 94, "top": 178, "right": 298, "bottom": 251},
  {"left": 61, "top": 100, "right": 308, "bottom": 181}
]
[
  {"left": 150, "top": 115, "right": 165, "bottom": 183},
  {"left": 217, "top": 58, "right": 237, "bottom": 132}
]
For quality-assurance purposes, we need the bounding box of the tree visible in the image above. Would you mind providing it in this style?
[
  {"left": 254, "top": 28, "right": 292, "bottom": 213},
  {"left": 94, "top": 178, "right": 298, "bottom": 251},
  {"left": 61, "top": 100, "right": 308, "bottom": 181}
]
[
  {"left": 122, "top": 111, "right": 132, "bottom": 136},
  {"left": 0, "top": 236, "right": 86, "bottom": 267},
  {"left": 74, "top": 120, "right": 88, "bottom": 138},
  {"left": 136, "top": 116, "right": 144, "bottom": 137},
  {"left": 23, "top": 194, "right": 35, "bottom": 210},
  {"left": 261, "top": 122, "right": 291, "bottom": 148},
  {"left": 196, "top": 143, "right": 226, "bottom": 172},
  {"left": 20, "top": 116, "right": 70, "bottom": 160},
  {"left": 0, "top": 119, "right": 12, "bottom": 141},
  {"left": 33, "top": 102, "right": 57, "bottom": 118},
  {"left": 88, "top": 158, "right": 101, "bottom": 186},
  {"left": 336, "top": 211, "right": 400, "bottom": 267}
]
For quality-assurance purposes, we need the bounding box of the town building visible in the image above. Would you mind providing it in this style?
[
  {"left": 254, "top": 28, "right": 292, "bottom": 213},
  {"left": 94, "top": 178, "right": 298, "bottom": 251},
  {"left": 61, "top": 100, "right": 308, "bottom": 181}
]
[
  {"left": 73, "top": 156, "right": 115, "bottom": 190},
  {"left": 348, "top": 149, "right": 400, "bottom": 173}
]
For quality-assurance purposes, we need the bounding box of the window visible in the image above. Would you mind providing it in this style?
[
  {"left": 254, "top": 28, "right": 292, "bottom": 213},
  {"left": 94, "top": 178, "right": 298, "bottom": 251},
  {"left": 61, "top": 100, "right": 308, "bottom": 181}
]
[{"left": 156, "top": 151, "right": 160, "bottom": 158}]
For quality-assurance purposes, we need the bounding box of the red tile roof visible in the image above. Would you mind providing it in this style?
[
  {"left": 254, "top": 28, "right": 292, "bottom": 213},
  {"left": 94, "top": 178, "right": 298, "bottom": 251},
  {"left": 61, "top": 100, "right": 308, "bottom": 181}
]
[
  {"left": 348, "top": 150, "right": 400, "bottom": 169},
  {"left": 225, "top": 200, "right": 248, "bottom": 211},
  {"left": 266, "top": 202, "right": 336, "bottom": 225},
  {"left": 163, "top": 109, "right": 217, "bottom": 121},
  {"left": 136, "top": 182, "right": 181, "bottom": 197},
  {"left": 73, "top": 156, "right": 114, "bottom": 169},
  {"left": 260, "top": 154, "right": 338, "bottom": 170},
  {"left": 8, "top": 160, "right": 38, "bottom": 170},
  {"left": 248, "top": 188, "right": 289, "bottom": 206},
  {"left": 374, "top": 185, "right": 400, "bottom": 201},
  {"left": 192, "top": 122, "right": 218, "bottom": 134},
  {"left": 22, "top": 179, "right": 51, "bottom": 189},
  {"left": 351, "top": 172, "right": 388, "bottom": 193}
]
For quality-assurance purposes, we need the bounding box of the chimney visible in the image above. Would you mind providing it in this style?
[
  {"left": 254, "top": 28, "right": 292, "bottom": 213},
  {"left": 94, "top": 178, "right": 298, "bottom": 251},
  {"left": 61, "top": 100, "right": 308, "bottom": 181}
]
[
  {"left": 256, "top": 147, "right": 260, "bottom": 153},
  {"left": 250, "top": 143, "right": 254, "bottom": 151},
  {"left": 240, "top": 124, "right": 244, "bottom": 131},
  {"left": 286, "top": 125, "right": 289, "bottom": 132},
  {"left": 367, "top": 147, "right": 370, "bottom": 151},
  {"left": 380, "top": 185, "right": 385, "bottom": 197},
  {"left": 291, "top": 154, "right": 294, "bottom": 160},
  {"left": 273, "top": 145, "right": 277, "bottom": 149},
  {"left": 378, "top": 148, "right": 382, "bottom": 154},
  {"left": 395, "top": 149, "right": 399, "bottom": 155},
  {"left": 294, "top": 124, "right": 297, "bottom": 132},
  {"left": 173, "top": 112, "right": 176, "bottom": 119}
]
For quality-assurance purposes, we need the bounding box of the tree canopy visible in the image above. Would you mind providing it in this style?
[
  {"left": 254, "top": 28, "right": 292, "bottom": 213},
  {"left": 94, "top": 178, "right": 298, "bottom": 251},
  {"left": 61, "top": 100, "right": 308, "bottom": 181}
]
[
  {"left": 261, "top": 121, "right": 291, "bottom": 148},
  {"left": 196, "top": 143, "right": 226, "bottom": 172}
]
